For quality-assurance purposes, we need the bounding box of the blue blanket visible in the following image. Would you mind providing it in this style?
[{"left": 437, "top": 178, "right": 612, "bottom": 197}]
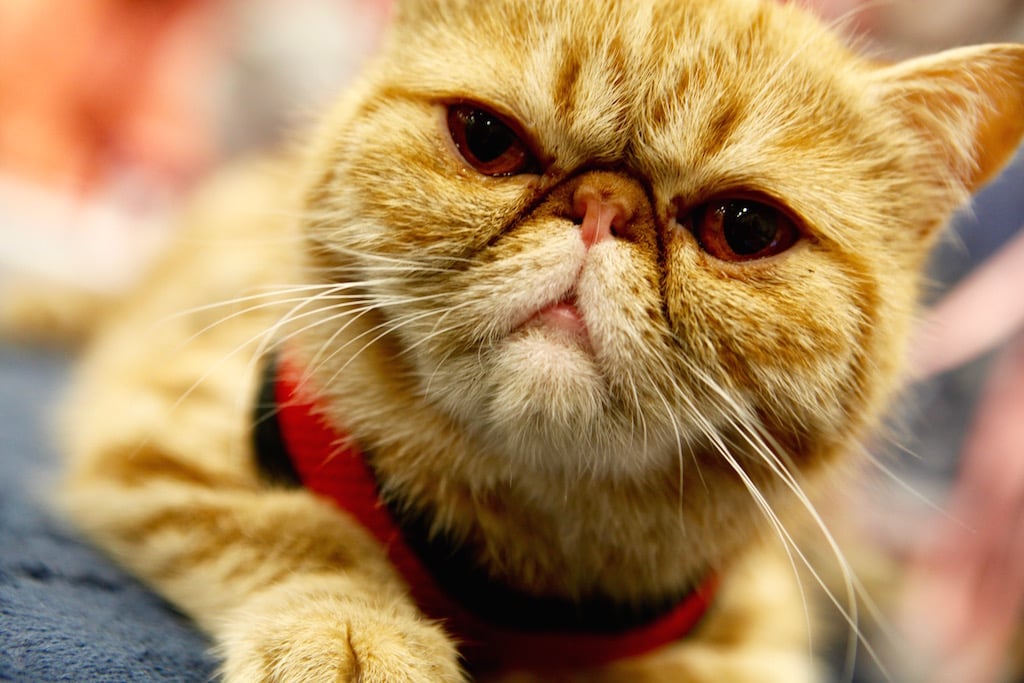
[{"left": 0, "top": 345, "right": 216, "bottom": 682}]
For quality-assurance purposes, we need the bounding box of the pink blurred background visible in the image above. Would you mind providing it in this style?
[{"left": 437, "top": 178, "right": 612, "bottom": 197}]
[{"left": 0, "top": 0, "right": 388, "bottom": 290}]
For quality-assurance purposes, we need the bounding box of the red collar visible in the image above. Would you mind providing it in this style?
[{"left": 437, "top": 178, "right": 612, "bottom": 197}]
[{"left": 254, "top": 353, "right": 717, "bottom": 673}]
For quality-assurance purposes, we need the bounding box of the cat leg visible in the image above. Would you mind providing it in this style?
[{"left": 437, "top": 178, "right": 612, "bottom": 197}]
[
  {"left": 591, "top": 643, "right": 819, "bottom": 683},
  {"left": 483, "top": 643, "right": 818, "bottom": 683},
  {"left": 592, "top": 546, "right": 822, "bottom": 683},
  {"left": 217, "top": 565, "right": 465, "bottom": 683},
  {"left": 485, "top": 644, "right": 817, "bottom": 683},
  {"left": 63, "top": 473, "right": 465, "bottom": 683},
  {"left": 483, "top": 544, "right": 820, "bottom": 683}
]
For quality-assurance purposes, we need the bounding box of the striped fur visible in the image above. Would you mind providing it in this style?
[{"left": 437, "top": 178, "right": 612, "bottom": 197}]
[{"left": 62, "top": 1, "right": 1024, "bottom": 681}]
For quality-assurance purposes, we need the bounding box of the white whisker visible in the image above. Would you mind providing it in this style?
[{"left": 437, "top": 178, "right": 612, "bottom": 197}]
[
  {"left": 687, "top": 365, "right": 892, "bottom": 681},
  {"left": 315, "top": 299, "right": 482, "bottom": 390}
]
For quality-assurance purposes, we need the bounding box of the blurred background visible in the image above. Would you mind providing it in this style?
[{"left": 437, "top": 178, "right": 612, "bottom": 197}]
[
  {"left": 0, "top": 0, "right": 388, "bottom": 292},
  {"left": 0, "top": 1, "right": 1021, "bottom": 682}
]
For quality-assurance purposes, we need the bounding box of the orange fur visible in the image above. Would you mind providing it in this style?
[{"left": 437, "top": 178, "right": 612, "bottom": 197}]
[{"left": 61, "top": 1, "right": 1024, "bottom": 681}]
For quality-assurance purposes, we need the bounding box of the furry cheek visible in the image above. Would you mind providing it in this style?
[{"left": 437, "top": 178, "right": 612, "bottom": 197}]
[
  {"left": 660, "top": 238, "right": 869, "bottom": 450},
  {"left": 314, "top": 99, "right": 539, "bottom": 263}
]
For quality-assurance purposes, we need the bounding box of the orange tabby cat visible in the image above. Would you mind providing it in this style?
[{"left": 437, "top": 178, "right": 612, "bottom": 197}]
[{"left": 60, "top": 0, "right": 1024, "bottom": 681}]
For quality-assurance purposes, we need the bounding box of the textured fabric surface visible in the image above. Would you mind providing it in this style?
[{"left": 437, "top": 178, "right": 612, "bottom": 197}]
[{"left": 0, "top": 344, "right": 216, "bottom": 683}]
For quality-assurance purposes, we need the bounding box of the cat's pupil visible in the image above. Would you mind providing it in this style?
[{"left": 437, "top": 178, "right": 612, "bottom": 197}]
[
  {"left": 462, "top": 110, "right": 517, "bottom": 162},
  {"left": 720, "top": 201, "right": 779, "bottom": 255}
]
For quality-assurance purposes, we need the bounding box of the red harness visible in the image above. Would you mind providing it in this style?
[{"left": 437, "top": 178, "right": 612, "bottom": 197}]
[{"left": 257, "top": 355, "right": 717, "bottom": 672}]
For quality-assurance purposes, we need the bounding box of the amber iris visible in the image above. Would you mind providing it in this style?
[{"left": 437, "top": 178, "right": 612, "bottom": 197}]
[
  {"left": 447, "top": 105, "right": 537, "bottom": 176},
  {"left": 686, "top": 199, "right": 799, "bottom": 261}
]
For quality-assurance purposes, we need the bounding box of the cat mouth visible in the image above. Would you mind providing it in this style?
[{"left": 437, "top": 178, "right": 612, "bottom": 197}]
[{"left": 523, "top": 292, "right": 593, "bottom": 350}]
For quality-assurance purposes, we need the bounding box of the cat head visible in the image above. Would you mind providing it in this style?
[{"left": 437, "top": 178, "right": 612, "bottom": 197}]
[{"left": 298, "top": 0, "right": 1024, "bottom": 484}]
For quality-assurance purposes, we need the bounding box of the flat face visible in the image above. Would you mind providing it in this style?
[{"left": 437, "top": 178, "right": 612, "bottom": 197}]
[{"left": 301, "top": 0, "right": 950, "bottom": 480}]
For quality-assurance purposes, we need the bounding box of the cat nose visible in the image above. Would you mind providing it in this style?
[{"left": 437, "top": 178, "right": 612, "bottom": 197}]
[{"left": 570, "top": 172, "right": 650, "bottom": 247}]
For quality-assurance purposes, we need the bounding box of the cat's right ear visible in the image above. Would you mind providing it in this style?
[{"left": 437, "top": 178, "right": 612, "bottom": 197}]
[{"left": 871, "top": 44, "right": 1024, "bottom": 194}]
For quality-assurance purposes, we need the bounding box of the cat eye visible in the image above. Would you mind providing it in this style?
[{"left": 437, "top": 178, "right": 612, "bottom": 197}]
[
  {"left": 447, "top": 104, "right": 539, "bottom": 176},
  {"left": 683, "top": 199, "right": 799, "bottom": 262}
]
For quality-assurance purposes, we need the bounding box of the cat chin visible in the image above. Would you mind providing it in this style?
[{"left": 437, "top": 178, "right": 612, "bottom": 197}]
[
  {"left": 419, "top": 328, "right": 693, "bottom": 478},
  {"left": 486, "top": 326, "right": 606, "bottom": 422}
]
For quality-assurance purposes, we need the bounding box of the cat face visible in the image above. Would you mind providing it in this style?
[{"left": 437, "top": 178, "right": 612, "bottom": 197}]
[{"left": 301, "top": 0, "right": 1024, "bottom": 481}]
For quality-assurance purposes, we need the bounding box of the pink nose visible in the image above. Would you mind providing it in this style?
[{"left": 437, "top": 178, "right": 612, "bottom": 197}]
[{"left": 570, "top": 173, "right": 646, "bottom": 247}]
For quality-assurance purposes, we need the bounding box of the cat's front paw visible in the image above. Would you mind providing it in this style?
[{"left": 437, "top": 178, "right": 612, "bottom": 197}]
[{"left": 218, "top": 580, "right": 464, "bottom": 683}]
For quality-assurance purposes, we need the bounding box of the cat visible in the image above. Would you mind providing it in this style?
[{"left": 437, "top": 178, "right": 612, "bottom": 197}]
[{"left": 58, "top": 0, "right": 1024, "bottom": 681}]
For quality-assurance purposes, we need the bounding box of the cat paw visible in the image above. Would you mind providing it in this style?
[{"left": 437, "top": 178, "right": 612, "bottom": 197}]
[{"left": 218, "top": 585, "right": 465, "bottom": 683}]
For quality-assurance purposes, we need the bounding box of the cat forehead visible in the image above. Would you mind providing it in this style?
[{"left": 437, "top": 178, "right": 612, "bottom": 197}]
[
  {"left": 387, "top": 0, "right": 853, "bottom": 106},
  {"left": 384, "top": 0, "right": 869, "bottom": 199}
]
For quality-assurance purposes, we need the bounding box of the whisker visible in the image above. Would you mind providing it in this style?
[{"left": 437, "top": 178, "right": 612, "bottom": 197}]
[
  {"left": 156, "top": 284, "right": 344, "bottom": 325},
  {"left": 316, "top": 299, "right": 483, "bottom": 390},
  {"left": 315, "top": 243, "right": 478, "bottom": 271},
  {"left": 172, "top": 292, "right": 357, "bottom": 354},
  {"left": 688, "top": 366, "right": 892, "bottom": 681},
  {"left": 303, "top": 292, "right": 457, "bottom": 374}
]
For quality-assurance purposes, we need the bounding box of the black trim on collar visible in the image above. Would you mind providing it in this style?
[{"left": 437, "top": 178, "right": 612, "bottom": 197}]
[
  {"left": 252, "top": 353, "right": 302, "bottom": 487},
  {"left": 396, "top": 504, "right": 704, "bottom": 634}
]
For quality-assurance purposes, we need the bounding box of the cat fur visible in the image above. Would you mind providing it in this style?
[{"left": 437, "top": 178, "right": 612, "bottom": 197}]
[{"left": 60, "top": 0, "right": 1024, "bottom": 681}]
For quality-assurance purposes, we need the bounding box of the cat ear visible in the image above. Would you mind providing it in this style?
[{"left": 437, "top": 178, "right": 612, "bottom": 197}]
[{"left": 872, "top": 44, "right": 1024, "bottom": 193}]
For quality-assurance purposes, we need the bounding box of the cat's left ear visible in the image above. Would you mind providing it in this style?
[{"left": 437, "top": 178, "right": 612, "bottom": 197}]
[{"left": 872, "top": 44, "right": 1024, "bottom": 193}]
